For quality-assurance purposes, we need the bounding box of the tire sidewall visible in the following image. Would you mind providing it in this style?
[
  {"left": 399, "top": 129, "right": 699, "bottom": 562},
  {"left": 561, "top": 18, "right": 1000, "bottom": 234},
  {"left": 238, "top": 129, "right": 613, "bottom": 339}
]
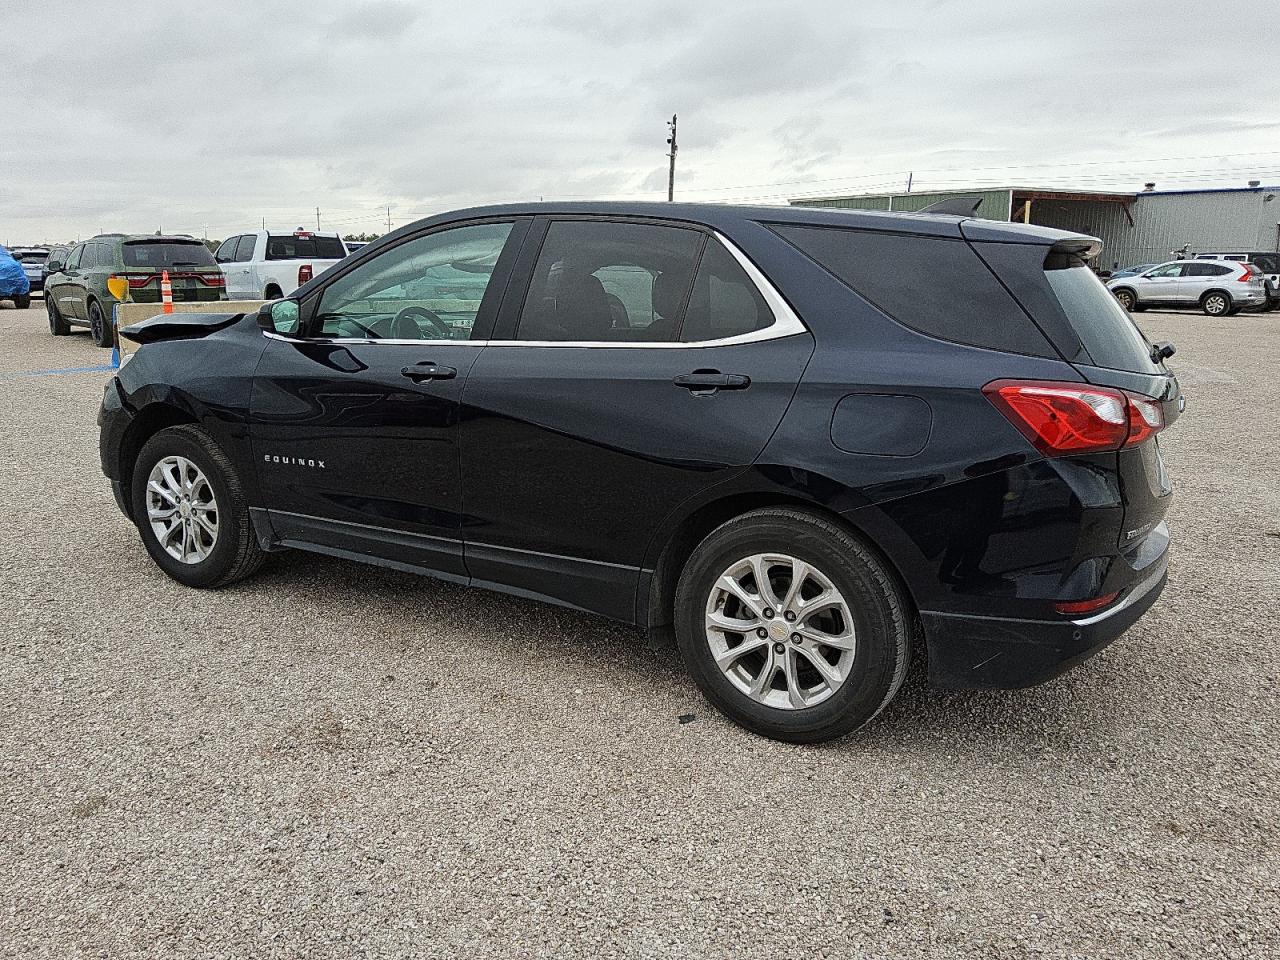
[
  {"left": 675, "top": 514, "right": 904, "bottom": 742},
  {"left": 89, "top": 300, "right": 108, "bottom": 345},
  {"left": 1114, "top": 289, "right": 1135, "bottom": 311},
  {"left": 131, "top": 428, "right": 244, "bottom": 588}
]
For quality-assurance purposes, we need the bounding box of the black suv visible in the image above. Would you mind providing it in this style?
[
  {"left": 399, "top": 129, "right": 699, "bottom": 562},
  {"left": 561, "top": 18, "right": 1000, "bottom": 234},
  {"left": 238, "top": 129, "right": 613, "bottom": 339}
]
[{"left": 99, "top": 203, "right": 1179, "bottom": 743}]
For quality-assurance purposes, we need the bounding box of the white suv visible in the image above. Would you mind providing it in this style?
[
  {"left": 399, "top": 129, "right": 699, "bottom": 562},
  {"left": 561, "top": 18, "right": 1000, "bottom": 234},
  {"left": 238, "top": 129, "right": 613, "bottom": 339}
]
[
  {"left": 1192, "top": 252, "right": 1279, "bottom": 311},
  {"left": 1106, "top": 259, "right": 1267, "bottom": 316}
]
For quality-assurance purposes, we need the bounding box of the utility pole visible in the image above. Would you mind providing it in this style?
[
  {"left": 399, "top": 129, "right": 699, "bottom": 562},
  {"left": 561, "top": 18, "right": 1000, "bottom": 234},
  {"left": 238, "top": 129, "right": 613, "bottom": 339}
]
[
  {"left": 666, "top": 114, "right": 678, "bottom": 202},
  {"left": 316, "top": 207, "right": 321, "bottom": 231},
  {"left": 906, "top": 171, "right": 913, "bottom": 193},
  {"left": 386, "top": 206, "right": 392, "bottom": 233}
]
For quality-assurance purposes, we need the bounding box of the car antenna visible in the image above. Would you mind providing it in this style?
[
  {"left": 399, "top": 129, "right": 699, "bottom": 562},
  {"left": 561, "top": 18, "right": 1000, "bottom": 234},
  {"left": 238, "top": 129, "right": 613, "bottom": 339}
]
[{"left": 915, "top": 197, "right": 983, "bottom": 217}]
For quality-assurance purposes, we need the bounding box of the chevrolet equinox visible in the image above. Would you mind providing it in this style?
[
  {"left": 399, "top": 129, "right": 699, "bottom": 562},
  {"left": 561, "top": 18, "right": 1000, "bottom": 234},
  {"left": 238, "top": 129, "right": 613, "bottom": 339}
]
[{"left": 99, "top": 202, "right": 1180, "bottom": 743}]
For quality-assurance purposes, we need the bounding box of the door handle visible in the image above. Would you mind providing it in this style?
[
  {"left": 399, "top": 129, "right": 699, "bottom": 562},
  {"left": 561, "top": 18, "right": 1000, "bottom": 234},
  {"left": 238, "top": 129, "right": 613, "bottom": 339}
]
[
  {"left": 673, "top": 371, "right": 751, "bottom": 392},
  {"left": 401, "top": 362, "right": 457, "bottom": 382}
]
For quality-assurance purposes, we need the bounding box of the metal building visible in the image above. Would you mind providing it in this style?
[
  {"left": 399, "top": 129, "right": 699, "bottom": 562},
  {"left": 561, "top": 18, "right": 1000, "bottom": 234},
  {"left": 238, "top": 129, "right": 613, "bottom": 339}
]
[{"left": 791, "top": 184, "right": 1280, "bottom": 271}]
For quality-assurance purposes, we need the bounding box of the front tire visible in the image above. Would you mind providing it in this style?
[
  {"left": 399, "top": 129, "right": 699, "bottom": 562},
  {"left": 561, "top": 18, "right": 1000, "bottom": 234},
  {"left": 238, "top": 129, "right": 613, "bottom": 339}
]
[
  {"left": 674, "top": 507, "right": 910, "bottom": 743},
  {"left": 1112, "top": 288, "right": 1137, "bottom": 311},
  {"left": 47, "top": 296, "right": 70, "bottom": 335},
  {"left": 88, "top": 300, "right": 113, "bottom": 347},
  {"left": 1201, "top": 291, "right": 1231, "bottom": 316},
  {"left": 130, "top": 425, "right": 266, "bottom": 588},
  {"left": 264, "top": 284, "right": 283, "bottom": 300}
]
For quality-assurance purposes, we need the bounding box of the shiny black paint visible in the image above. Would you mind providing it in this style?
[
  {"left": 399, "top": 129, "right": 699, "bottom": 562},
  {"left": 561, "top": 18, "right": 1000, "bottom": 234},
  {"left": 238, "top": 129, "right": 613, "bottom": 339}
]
[{"left": 99, "top": 201, "right": 1176, "bottom": 690}]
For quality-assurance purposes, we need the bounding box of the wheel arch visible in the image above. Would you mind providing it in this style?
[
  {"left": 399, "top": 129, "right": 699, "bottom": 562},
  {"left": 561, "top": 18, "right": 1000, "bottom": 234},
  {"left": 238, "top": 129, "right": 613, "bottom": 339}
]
[
  {"left": 1200, "top": 287, "right": 1233, "bottom": 304},
  {"left": 116, "top": 402, "right": 200, "bottom": 518},
  {"left": 263, "top": 283, "right": 283, "bottom": 299},
  {"left": 641, "top": 492, "right": 920, "bottom": 641}
]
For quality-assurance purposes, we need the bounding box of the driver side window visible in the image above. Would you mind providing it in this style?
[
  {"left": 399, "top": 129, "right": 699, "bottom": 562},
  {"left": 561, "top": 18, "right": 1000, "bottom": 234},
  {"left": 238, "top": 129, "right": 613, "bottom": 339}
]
[{"left": 315, "top": 222, "right": 514, "bottom": 340}]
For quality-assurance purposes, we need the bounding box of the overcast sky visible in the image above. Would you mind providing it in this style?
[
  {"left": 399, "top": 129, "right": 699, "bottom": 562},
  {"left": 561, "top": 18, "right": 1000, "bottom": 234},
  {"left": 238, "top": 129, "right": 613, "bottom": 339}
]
[{"left": 4, "top": 0, "right": 1278, "bottom": 243}]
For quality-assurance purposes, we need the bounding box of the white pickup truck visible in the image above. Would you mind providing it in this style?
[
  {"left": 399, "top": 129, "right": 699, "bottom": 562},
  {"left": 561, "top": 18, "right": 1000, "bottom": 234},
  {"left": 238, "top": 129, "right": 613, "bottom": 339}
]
[{"left": 213, "top": 229, "right": 348, "bottom": 300}]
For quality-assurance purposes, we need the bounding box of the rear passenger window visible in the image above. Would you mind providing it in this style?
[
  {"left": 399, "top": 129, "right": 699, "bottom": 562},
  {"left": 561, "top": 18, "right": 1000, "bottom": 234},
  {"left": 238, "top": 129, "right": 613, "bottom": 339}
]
[
  {"left": 516, "top": 220, "right": 701, "bottom": 342},
  {"left": 1186, "top": 263, "right": 1231, "bottom": 277},
  {"left": 235, "top": 235, "right": 257, "bottom": 261},
  {"left": 772, "top": 224, "right": 1054, "bottom": 357},
  {"left": 680, "top": 241, "right": 774, "bottom": 342}
]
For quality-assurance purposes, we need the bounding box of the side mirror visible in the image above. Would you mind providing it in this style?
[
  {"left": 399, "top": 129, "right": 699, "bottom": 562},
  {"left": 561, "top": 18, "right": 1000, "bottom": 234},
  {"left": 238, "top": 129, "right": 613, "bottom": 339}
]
[
  {"left": 259, "top": 298, "right": 301, "bottom": 336},
  {"left": 1153, "top": 341, "right": 1175, "bottom": 361}
]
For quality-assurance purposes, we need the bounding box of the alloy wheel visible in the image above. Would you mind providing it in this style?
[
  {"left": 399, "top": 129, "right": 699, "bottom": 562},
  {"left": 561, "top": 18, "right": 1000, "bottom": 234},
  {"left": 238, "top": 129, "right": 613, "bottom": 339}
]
[
  {"left": 1204, "top": 294, "right": 1227, "bottom": 316},
  {"left": 704, "top": 553, "right": 857, "bottom": 710},
  {"left": 1115, "top": 290, "right": 1134, "bottom": 311},
  {"left": 146, "top": 456, "right": 219, "bottom": 564}
]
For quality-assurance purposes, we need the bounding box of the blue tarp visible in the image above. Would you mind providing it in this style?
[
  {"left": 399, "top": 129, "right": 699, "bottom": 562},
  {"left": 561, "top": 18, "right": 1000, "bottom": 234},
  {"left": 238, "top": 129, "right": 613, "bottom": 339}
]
[{"left": 0, "top": 246, "right": 32, "bottom": 296}]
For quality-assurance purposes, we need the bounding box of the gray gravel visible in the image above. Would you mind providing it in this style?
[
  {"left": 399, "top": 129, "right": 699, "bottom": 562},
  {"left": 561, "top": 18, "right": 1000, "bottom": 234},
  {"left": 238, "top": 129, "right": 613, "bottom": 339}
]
[{"left": 1, "top": 300, "right": 1277, "bottom": 959}]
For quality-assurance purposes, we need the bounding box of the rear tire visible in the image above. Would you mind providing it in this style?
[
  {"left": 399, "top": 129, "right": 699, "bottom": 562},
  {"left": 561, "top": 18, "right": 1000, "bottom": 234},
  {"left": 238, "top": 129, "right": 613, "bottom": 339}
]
[
  {"left": 15, "top": 293, "right": 31, "bottom": 309},
  {"left": 88, "top": 299, "right": 113, "bottom": 347},
  {"left": 264, "top": 284, "right": 283, "bottom": 300},
  {"left": 1112, "top": 288, "right": 1137, "bottom": 311},
  {"left": 674, "top": 507, "right": 911, "bottom": 744},
  {"left": 131, "top": 425, "right": 266, "bottom": 588},
  {"left": 47, "top": 296, "right": 70, "bottom": 336},
  {"left": 1201, "top": 291, "right": 1231, "bottom": 317}
]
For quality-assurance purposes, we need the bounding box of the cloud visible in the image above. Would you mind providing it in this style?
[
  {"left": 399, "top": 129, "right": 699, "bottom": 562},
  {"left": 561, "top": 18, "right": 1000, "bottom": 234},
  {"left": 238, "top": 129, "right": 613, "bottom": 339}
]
[{"left": 2, "top": 0, "right": 1279, "bottom": 242}]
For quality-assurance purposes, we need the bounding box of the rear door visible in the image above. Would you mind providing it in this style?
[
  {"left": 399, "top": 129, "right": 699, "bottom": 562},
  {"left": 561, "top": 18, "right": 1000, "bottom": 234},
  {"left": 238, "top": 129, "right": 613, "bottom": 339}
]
[
  {"left": 459, "top": 217, "right": 814, "bottom": 620},
  {"left": 249, "top": 219, "right": 526, "bottom": 580},
  {"left": 48, "top": 244, "right": 83, "bottom": 318}
]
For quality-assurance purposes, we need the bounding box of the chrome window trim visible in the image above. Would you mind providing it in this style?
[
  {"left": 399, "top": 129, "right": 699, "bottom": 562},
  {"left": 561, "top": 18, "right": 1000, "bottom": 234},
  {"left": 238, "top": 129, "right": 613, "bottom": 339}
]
[{"left": 263, "top": 231, "right": 808, "bottom": 349}]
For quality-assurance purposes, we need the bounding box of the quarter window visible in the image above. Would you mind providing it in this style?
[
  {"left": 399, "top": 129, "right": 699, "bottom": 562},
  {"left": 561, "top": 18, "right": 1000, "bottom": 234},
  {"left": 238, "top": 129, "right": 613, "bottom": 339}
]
[
  {"left": 314, "top": 221, "right": 514, "bottom": 340},
  {"left": 515, "top": 220, "right": 701, "bottom": 342},
  {"left": 680, "top": 241, "right": 774, "bottom": 342}
]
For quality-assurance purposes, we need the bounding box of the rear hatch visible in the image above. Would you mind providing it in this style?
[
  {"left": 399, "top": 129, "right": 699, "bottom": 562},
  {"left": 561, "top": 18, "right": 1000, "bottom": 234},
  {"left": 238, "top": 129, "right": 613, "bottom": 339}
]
[
  {"left": 117, "top": 238, "right": 227, "bottom": 303},
  {"left": 967, "top": 229, "right": 1178, "bottom": 551}
]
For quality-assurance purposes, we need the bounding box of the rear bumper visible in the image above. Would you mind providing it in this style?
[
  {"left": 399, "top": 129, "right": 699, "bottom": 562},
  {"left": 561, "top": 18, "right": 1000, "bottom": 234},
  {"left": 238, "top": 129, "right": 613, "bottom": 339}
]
[{"left": 922, "top": 552, "right": 1168, "bottom": 689}]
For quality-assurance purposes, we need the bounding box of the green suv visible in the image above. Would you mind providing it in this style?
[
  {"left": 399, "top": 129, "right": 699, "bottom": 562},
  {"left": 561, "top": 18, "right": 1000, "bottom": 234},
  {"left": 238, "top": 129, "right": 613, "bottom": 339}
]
[{"left": 45, "top": 234, "right": 228, "bottom": 346}]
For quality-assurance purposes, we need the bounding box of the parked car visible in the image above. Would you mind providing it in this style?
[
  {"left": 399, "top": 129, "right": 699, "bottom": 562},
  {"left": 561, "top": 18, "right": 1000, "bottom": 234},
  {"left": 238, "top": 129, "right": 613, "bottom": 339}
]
[
  {"left": 101, "top": 202, "right": 1180, "bottom": 743},
  {"left": 214, "top": 229, "right": 347, "bottom": 300},
  {"left": 11, "top": 247, "right": 50, "bottom": 295},
  {"left": 1109, "top": 262, "right": 1159, "bottom": 281},
  {"left": 1192, "top": 251, "right": 1280, "bottom": 310},
  {"left": 0, "top": 245, "right": 31, "bottom": 308},
  {"left": 1106, "top": 259, "right": 1267, "bottom": 316},
  {"left": 45, "top": 234, "right": 228, "bottom": 345}
]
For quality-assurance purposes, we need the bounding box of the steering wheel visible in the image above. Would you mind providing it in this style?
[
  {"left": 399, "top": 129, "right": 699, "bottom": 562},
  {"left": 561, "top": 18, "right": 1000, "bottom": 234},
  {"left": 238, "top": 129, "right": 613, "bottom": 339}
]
[{"left": 392, "top": 306, "right": 452, "bottom": 340}]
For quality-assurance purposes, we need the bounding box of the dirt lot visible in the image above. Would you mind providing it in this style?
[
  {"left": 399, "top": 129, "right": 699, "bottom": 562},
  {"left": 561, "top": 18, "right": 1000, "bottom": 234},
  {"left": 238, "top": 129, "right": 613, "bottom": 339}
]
[{"left": 1, "top": 300, "right": 1276, "bottom": 959}]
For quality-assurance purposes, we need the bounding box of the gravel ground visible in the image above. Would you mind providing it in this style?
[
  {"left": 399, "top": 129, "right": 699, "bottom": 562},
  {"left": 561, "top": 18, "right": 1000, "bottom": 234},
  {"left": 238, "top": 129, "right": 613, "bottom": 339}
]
[{"left": 1, "top": 300, "right": 1276, "bottom": 959}]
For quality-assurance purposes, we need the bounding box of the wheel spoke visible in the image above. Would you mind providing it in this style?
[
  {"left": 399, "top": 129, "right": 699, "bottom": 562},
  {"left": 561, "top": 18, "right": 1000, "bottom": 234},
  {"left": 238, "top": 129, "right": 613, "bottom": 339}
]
[
  {"left": 747, "top": 649, "right": 777, "bottom": 699},
  {"left": 750, "top": 555, "right": 783, "bottom": 610},
  {"left": 707, "top": 608, "right": 759, "bottom": 633},
  {"left": 796, "top": 591, "right": 842, "bottom": 619},
  {"left": 713, "top": 635, "right": 769, "bottom": 670},
  {"left": 716, "top": 575, "right": 765, "bottom": 620},
  {"left": 798, "top": 623, "right": 856, "bottom": 651},
  {"left": 796, "top": 644, "right": 842, "bottom": 688},
  {"left": 147, "top": 455, "right": 219, "bottom": 565},
  {"left": 148, "top": 480, "right": 177, "bottom": 506},
  {"left": 780, "top": 649, "right": 807, "bottom": 708},
  {"left": 780, "top": 559, "right": 809, "bottom": 613}
]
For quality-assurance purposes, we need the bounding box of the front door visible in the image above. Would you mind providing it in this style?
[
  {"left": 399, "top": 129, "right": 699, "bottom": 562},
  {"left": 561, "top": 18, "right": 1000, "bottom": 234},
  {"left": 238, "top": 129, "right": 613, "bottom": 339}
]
[
  {"left": 57, "top": 243, "right": 88, "bottom": 320},
  {"left": 1139, "top": 262, "right": 1183, "bottom": 305},
  {"left": 249, "top": 219, "right": 526, "bottom": 580},
  {"left": 460, "top": 217, "right": 815, "bottom": 620}
]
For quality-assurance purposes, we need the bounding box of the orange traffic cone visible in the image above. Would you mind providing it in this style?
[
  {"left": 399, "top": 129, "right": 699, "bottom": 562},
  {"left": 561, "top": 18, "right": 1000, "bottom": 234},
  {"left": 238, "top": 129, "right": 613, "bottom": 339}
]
[{"left": 161, "top": 269, "right": 174, "bottom": 314}]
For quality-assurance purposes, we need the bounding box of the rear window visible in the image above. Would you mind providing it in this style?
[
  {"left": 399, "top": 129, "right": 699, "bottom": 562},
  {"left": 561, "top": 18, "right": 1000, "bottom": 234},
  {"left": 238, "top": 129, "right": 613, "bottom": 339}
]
[
  {"left": 18, "top": 251, "right": 48, "bottom": 263},
  {"left": 266, "top": 235, "right": 347, "bottom": 260},
  {"left": 772, "top": 224, "right": 1055, "bottom": 357},
  {"left": 122, "top": 241, "right": 216, "bottom": 269},
  {"left": 1044, "top": 263, "right": 1161, "bottom": 373}
]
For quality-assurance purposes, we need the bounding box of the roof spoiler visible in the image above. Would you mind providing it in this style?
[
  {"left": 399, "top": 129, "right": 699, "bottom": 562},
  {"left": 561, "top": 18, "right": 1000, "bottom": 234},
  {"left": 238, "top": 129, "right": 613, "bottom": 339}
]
[
  {"left": 915, "top": 197, "right": 983, "bottom": 217},
  {"left": 1050, "top": 236, "right": 1103, "bottom": 261}
]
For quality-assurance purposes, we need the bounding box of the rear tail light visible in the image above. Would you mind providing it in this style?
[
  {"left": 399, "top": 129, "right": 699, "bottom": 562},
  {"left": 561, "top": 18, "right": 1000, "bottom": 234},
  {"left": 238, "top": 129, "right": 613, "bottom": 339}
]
[
  {"left": 298, "top": 264, "right": 313, "bottom": 285},
  {"left": 983, "top": 380, "right": 1165, "bottom": 456},
  {"left": 1054, "top": 591, "right": 1121, "bottom": 616},
  {"left": 1239, "top": 265, "right": 1261, "bottom": 281},
  {"left": 198, "top": 273, "right": 226, "bottom": 287},
  {"left": 111, "top": 272, "right": 156, "bottom": 289}
]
